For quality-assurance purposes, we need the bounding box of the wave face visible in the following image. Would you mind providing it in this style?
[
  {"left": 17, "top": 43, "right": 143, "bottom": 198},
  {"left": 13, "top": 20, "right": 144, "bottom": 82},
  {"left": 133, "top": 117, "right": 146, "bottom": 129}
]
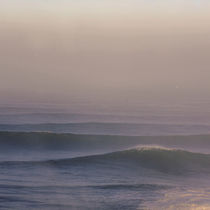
[{"left": 1, "top": 146, "right": 210, "bottom": 175}]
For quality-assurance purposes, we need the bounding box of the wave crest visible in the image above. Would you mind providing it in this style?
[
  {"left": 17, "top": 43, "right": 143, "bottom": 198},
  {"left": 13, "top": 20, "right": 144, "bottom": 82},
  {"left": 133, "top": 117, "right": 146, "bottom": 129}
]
[{"left": 1, "top": 147, "right": 210, "bottom": 175}]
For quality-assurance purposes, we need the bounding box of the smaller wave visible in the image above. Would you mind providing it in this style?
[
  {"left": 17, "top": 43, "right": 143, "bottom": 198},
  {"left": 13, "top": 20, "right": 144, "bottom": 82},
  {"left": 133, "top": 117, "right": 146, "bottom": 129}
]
[
  {"left": 1, "top": 131, "right": 210, "bottom": 152},
  {"left": 91, "top": 183, "right": 171, "bottom": 191},
  {"left": 1, "top": 122, "right": 210, "bottom": 136},
  {"left": 0, "top": 183, "right": 170, "bottom": 191},
  {"left": 1, "top": 147, "right": 210, "bottom": 175}
]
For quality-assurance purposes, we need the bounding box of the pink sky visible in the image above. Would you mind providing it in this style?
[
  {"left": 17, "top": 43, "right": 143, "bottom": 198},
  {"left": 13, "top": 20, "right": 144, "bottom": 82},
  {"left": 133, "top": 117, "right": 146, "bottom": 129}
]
[{"left": 0, "top": 1, "right": 210, "bottom": 105}]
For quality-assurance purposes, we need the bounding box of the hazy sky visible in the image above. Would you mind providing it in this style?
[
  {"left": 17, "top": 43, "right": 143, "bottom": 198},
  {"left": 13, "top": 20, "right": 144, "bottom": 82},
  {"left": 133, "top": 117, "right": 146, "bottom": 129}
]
[{"left": 0, "top": 0, "right": 210, "bottom": 106}]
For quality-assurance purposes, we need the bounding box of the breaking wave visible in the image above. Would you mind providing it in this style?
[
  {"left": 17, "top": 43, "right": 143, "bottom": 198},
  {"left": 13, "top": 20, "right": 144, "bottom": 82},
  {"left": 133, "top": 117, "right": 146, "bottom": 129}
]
[{"left": 1, "top": 146, "right": 210, "bottom": 175}]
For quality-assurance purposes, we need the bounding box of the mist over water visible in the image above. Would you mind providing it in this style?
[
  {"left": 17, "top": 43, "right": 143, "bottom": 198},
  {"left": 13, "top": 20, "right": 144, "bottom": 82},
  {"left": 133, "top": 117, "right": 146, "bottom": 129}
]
[{"left": 1, "top": 0, "right": 210, "bottom": 106}]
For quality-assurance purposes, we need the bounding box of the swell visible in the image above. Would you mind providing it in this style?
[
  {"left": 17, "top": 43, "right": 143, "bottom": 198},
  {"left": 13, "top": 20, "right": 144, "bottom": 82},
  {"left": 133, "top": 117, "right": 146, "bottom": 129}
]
[
  {"left": 1, "top": 131, "right": 210, "bottom": 151},
  {"left": 0, "top": 183, "right": 170, "bottom": 191},
  {"left": 1, "top": 147, "right": 210, "bottom": 175},
  {"left": 1, "top": 122, "right": 210, "bottom": 136}
]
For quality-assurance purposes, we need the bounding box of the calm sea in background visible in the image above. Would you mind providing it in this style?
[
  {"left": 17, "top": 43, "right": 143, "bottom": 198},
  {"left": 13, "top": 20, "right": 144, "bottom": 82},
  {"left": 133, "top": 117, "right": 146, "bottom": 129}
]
[{"left": 1, "top": 100, "right": 210, "bottom": 209}]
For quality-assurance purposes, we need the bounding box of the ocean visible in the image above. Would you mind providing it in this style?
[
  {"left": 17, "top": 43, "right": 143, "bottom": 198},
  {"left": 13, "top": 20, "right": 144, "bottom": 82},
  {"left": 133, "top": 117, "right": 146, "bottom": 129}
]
[{"left": 0, "top": 104, "right": 210, "bottom": 209}]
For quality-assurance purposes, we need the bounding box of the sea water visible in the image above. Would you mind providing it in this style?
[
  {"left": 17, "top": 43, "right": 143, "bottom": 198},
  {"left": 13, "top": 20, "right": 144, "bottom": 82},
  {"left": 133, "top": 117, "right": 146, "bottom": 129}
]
[{"left": 0, "top": 102, "right": 210, "bottom": 209}]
